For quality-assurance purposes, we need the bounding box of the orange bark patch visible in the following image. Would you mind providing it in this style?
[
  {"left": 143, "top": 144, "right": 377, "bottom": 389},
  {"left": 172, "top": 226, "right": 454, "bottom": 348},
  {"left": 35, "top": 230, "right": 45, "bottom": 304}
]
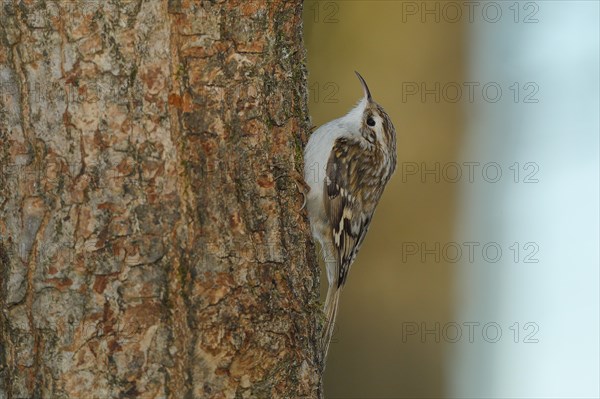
[
  {"left": 108, "top": 339, "right": 121, "bottom": 352},
  {"left": 169, "top": 92, "right": 196, "bottom": 112},
  {"left": 182, "top": 92, "right": 196, "bottom": 112},
  {"left": 194, "top": 272, "right": 235, "bottom": 306},
  {"left": 180, "top": 40, "right": 230, "bottom": 58},
  {"left": 115, "top": 158, "right": 135, "bottom": 176},
  {"left": 43, "top": 277, "right": 73, "bottom": 290},
  {"left": 240, "top": 1, "right": 265, "bottom": 16},
  {"left": 98, "top": 202, "right": 120, "bottom": 212},
  {"left": 93, "top": 275, "right": 109, "bottom": 294},
  {"left": 122, "top": 302, "right": 161, "bottom": 331},
  {"left": 77, "top": 205, "right": 95, "bottom": 238},
  {"left": 168, "top": 93, "right": 182, "bottom": 108},
  {"left": 257, "top": 174, "right": 274, "bottom": 189},
  {"left": 140, "top": 65, "right": 165, "bottom": 95},
  {"left": 201, "top": 138, "right": 218, "bottom": 155}
]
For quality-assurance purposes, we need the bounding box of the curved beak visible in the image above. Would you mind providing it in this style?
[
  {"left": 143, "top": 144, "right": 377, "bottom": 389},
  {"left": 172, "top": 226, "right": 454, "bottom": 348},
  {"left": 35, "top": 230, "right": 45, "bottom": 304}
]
[{"left": 355, "top": 71, "right": 372, "bottom": 101}]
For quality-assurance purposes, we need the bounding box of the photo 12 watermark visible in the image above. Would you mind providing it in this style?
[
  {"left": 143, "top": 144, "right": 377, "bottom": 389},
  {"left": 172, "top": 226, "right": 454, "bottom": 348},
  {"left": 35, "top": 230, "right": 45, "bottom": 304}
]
[
  {"left": 400, "top": 161, "right": 540, "bottom": 184},
  {"left": 401, "top": 321, "right": 540, "bottom": 343},
  {"left": 399, "top": 241, "right": 540, "bottom": 264},
  {"left": 400, "top": 81, "right": 540, "bottom": 104},
  {"left": 399, "top": 2, "right": 540, "bottom": 24}
]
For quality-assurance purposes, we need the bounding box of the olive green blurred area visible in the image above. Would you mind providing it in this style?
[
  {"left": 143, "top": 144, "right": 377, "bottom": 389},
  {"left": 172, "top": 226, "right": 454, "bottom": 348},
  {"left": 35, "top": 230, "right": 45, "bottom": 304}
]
[{"left": 303, "top": 1, "right": 466, "bottom": 397}]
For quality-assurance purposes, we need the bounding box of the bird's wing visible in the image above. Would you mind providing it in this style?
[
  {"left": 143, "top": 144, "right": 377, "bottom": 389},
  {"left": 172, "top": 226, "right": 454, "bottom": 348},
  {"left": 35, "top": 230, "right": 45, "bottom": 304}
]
[{"left": 324, "top": 138, "right": 373, "bottom": 287}]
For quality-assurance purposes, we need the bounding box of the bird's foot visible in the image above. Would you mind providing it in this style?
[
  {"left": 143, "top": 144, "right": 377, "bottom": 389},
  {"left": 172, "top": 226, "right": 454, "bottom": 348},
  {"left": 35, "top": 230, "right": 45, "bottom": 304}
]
[{"left": 290, "top": 169, "right": 310, "bottom": 211}]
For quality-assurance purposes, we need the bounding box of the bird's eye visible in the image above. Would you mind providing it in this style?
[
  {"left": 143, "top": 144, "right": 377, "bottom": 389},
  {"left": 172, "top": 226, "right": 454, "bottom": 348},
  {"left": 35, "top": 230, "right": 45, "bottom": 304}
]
[{"left": 367, "top": 117, "right": 376, "bottom": 127}]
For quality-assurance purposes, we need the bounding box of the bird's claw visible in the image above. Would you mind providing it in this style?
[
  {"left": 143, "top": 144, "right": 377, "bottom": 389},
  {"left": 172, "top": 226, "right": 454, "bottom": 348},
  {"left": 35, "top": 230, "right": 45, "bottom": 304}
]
[{"left": 290, "top": 169, "right": 310, "bottom": 211}]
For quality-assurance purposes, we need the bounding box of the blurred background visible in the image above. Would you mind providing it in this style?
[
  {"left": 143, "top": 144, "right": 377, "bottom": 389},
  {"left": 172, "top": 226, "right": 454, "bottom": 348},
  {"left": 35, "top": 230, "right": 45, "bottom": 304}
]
[{"left": 303, "top": 1, "right": 599, "bottom": 398}]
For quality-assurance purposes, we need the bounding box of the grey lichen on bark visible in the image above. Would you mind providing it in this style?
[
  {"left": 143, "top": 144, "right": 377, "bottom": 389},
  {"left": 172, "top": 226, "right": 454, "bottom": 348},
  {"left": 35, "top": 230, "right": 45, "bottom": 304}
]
[{"left": 0, "top": 0, "right": 322, "bottom": 398}]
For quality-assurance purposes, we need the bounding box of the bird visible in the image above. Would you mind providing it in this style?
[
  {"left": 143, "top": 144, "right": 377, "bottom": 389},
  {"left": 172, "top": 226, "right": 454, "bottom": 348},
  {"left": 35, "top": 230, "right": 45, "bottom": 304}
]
[{"left": 303, "top": 71, "right": 397, "bottom": 357}]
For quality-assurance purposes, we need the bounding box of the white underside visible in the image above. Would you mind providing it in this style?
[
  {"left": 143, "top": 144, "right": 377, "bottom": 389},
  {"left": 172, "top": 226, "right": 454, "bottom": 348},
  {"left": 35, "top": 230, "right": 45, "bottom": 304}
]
[{"left": 303, "top": 120, "right": 339, "bottom": 282}]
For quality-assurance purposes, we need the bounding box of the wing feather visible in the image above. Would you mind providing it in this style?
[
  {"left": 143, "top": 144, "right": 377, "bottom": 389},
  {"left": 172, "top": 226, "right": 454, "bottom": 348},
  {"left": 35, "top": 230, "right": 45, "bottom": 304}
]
[{"left": 324, "top": 138, "right": 374, "bottom": 287}]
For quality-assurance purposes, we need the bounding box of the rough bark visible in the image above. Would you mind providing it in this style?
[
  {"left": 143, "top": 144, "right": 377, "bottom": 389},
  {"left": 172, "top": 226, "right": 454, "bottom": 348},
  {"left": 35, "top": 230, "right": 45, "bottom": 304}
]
[{"left": 0, "top": 1, "right": 321, "bottom": 398}]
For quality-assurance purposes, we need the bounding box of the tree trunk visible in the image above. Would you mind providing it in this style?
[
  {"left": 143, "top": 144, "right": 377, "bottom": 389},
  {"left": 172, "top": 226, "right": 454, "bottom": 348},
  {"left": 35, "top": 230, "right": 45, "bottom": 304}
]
[{"left": 0, "top": 1, "right": 321, "bottom": 398}]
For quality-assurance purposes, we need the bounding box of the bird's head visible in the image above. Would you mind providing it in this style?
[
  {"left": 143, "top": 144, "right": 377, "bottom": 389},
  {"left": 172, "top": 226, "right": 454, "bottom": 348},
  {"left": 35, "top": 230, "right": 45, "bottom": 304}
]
[{"left": 345, "top": 71, "right": 396, "bottom": 151}]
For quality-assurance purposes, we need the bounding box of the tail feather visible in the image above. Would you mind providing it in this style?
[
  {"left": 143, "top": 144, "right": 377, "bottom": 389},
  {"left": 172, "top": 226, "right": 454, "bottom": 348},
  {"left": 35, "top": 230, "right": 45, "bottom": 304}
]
[{"left": 322, "top": 286, "right": 341, "bottom": 358}]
